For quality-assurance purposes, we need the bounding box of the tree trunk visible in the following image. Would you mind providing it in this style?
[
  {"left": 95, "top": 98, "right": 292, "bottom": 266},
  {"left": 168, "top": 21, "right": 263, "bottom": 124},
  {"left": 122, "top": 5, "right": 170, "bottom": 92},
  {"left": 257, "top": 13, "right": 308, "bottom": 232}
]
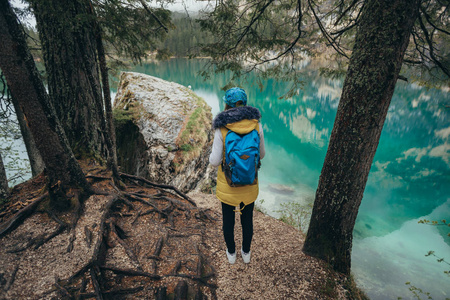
[
  {"left": 0, "top": 0, "right": 89, "bottom": 207},
  {"left": 0, "top": 151, "right": 8, "bottom": 200},
  {"left": 97, "top": 31, "right": 119, "bottom": 178},
  {"left": 303, "top": 0, "right": 420, "bottom": 275},
  {"left": 11, "top": 96, "right": 45, "bottom": 177},
  {"left": 30, "top": 0, "right": 106, "bottom": 160},
  {"left": 87, "top": 0, "right": 119, "bottom": 178}
]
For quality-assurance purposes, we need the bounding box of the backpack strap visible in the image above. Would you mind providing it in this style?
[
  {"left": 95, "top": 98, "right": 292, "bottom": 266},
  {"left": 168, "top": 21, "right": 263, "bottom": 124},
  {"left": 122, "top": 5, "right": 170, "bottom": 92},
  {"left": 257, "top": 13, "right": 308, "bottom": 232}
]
[{"left": 220, "top": 127, "right": 229, "bottom": 167}]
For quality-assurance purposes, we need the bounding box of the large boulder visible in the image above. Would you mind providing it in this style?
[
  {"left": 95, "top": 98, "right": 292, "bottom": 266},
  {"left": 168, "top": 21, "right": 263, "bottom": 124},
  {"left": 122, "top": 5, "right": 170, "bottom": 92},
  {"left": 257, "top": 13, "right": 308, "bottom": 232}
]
[{"left": 113, "top": 72, "right": 216, "bottom": 193}]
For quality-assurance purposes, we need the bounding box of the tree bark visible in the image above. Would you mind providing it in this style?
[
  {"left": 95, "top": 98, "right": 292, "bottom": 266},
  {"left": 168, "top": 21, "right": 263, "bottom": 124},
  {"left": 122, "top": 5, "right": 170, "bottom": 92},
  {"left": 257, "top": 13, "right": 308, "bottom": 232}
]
[
  {"left": 97, "top": 32, "right": 119, "bottom": 178},
  {"left": 86, "top": 0, "right": 119, "bottom": 178},
  {"left": 30, "top": 0, "right": 106, "bottom": 159},
  {"left": 303, "top": 0, "right": 420, "bottom": 275},
  {"left": 10, "top": 96, "right": 45, "bottom": 177},
  {"left": 0, "top": 150, "right": 8, "bottom": 200},
  {"left": 0, "top": 0, "right": 89, "bottom": 206}
]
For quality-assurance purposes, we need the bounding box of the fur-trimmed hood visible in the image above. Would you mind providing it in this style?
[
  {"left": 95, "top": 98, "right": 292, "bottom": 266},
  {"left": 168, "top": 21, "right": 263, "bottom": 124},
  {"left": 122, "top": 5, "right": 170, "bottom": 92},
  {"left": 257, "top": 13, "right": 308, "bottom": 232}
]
[{"left": 212, "top": 106, "right": 261, "bottom": 130}]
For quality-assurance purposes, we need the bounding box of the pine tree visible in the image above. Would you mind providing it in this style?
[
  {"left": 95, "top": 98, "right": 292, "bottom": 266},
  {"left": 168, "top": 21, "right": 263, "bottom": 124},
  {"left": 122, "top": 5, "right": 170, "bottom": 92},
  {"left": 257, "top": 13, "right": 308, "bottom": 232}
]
[
  {"left": 0, "top": 0, "right": 90, "bottom": 207},
  {"left": 30, "top": 0, "right": 108, "bottom": 160}
]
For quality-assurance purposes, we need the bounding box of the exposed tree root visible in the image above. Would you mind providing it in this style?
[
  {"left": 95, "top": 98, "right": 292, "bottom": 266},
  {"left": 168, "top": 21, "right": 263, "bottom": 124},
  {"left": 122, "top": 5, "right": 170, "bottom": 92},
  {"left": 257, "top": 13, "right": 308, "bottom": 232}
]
[
  {"left": 90, "top": 266, "right": 103, "bottom": 300},
  {"left": 100, "top": 266, "right": 161, "bottom": 279},
  {"left": 119, "top": 172, "right": 197, "bottom": 207},
  {"left": 168, "top": 274, "right": 217, "bottom": 288},
  {"left": 79, "top": 286, "right": 144, "bottom": 299},
  {"left": 3, "top": 264, "right": 19, "bottom": 292},
  {"left": 152, "top": 236, "right": 165, "bottom": 258},
  {"left": 54, "top": 279, "right": 71, "bottom": 298},
  {"left": 65, "top": 195, "right": 121, "bottom": 283},
  {"left": 109, "top": 220, "right": 143, "bottom": 271},
  {"left": 122, "top": 192, "right": 161, "bottom": 213},
  {"left": 85, "top": 175, "right": 111, "bottom": 181},
  {"left": 44, "top": 209, "right": 64, "bottom": 225},
  {"left": 67, "top": 194, "right": 84, "bottom": 253},
  {"left": 33, "top": 224, "right": 67, "bottom": 250},
  {"left": 0, "top": 167, "right": 218, "bottom": 299},
  {"left": 0, "top": 193, "right": 48, "bottom": 238},
  {"left": 170, "top": 260, "right": 182, "bottom": 275},
  {"left": 65, "top": 189, "right": 216, "bottom": 298},
  {"left": 175, "top": 280, "right": 188, "bottom": 299}
]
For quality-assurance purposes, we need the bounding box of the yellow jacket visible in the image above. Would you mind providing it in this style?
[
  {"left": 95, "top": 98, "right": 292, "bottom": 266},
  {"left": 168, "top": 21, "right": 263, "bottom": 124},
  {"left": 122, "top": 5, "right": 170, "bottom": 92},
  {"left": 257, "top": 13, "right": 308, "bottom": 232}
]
[
  {"left": 216, "top": 120, "right": 260, "bottom": 206},
  {"left": 209, "top": 106, "right": 264, "bottom": 207}
]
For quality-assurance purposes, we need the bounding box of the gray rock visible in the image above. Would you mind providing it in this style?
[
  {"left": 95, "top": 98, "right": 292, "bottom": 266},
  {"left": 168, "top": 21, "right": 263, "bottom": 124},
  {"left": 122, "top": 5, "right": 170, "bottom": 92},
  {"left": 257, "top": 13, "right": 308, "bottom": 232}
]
[{"left": 114, "top": 72, "right": 216, "bottom": 193}]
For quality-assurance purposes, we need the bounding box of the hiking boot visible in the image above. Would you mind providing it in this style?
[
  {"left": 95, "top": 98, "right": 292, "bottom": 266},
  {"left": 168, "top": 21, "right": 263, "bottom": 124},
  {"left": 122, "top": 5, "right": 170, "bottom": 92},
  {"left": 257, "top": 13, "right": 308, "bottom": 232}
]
[
  {"left": 241, "top": 248, "right": 251, "bottom": 264},
  {"left": 226, "top": 250, "right": 236, "bottom": 264}
]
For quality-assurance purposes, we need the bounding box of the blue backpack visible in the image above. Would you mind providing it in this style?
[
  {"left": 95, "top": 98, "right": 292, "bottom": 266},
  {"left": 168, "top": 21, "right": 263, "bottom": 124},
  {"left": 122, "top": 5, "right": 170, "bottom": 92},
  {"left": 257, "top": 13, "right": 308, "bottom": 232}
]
[{"left": 222, "top": 129, "right": 261, "bottom": 186}]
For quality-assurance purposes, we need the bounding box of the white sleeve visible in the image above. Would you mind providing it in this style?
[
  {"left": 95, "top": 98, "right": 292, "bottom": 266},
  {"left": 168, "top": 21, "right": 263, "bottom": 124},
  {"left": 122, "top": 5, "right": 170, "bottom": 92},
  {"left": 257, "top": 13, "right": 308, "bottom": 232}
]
[
  {"left": 259, "top": 123, "right": 265, "bottom": 159},
  {"left": 209, "top": 129, "right": 223, "bottom": 167}
]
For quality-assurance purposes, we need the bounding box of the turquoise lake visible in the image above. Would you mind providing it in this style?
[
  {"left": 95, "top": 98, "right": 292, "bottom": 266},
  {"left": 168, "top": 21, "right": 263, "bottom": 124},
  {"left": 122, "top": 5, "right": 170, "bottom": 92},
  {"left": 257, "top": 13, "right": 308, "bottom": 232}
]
[{"left": 111, "top": 58, "right": 450, "bottom": 299}]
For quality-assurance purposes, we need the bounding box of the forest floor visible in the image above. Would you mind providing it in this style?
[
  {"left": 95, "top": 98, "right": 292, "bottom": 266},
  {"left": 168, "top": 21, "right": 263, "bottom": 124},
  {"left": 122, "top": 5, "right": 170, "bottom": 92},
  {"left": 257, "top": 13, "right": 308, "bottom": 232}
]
[
  {"left": 189, "top": 191, "right": 356, "bottom": 299},
  {"left": 0, "top": 163, "right": 361, "bottom": 299}
]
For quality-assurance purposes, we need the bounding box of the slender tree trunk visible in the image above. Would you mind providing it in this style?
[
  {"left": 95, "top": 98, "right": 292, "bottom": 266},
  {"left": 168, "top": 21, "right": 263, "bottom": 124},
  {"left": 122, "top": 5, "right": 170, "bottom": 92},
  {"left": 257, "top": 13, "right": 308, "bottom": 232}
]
[
  {"left": 30, "top": 0, "right": 106, "bottom": 159},
  {"left": 86, "top": 0, "right": 119, "bottom": 178},
  {"left": 97, "top": 33, "right": 119, "bottom": 178},
  {"left": 303, "top": 0, "right": 420, "bottom": 275},
  {"left": 0, "top": 151, "right": 8, "bottom": 200},
  {"left": 11, "top": 96, "right": 45, "bottom": 177},
  {"left": 0, "top": 0, "right": 89, "bottom": 207}
]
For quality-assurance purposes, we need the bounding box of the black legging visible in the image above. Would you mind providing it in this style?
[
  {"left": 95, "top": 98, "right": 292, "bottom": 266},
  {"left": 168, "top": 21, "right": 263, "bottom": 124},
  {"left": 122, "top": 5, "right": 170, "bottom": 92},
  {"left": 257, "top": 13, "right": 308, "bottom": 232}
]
[{"left": 221, "top": 201, "right": 255, "bottom": 254}]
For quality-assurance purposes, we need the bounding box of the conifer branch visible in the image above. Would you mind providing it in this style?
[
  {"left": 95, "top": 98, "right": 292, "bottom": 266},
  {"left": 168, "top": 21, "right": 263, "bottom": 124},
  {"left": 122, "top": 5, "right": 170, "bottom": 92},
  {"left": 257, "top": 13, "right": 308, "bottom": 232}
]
[{"left": 139, "top": 0, "right": 169, "bottom": 33}]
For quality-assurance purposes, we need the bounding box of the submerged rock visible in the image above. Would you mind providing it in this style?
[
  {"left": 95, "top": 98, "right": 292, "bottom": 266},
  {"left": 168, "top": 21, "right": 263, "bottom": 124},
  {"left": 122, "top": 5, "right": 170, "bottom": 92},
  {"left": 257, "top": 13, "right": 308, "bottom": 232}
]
[
  {"left": 268, "top": 183, "right": 295, "bottom": 195},
  {"left": 113, "top": 72, "right": 216, "bottom": 193}
]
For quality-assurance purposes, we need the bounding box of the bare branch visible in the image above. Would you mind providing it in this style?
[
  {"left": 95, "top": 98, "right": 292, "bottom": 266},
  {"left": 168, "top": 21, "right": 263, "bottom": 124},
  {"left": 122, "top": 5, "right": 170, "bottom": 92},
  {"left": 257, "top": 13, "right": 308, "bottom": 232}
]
[
  {"left": 307, "top": 0, "right": 349, "bottom": 59},
  {"left": 139, "top": 0, "right": 168, "bottom": 33},
  {"left": 248, "top": 0, "right": 304, "bottom": 66},
  {"left": 420, "top": 5, "right": 450, "bottom": 35},
  {"left": 417, "top": 13, "right": 450, "bottom": 77},
  {"left": 330, "top": 21, "right": 358, "bottom": 36},
  {"left": 223, "top": 0, "right": 275, "bottom": 55},
  {"left": 330, "top": 2, "right": 365, "bottom": 37},
  {"left": 333, "top": 0, "right": 360, "bottom": 26},
  {"left": 403, "top": 58, "right": 423, "bottom": 65}
]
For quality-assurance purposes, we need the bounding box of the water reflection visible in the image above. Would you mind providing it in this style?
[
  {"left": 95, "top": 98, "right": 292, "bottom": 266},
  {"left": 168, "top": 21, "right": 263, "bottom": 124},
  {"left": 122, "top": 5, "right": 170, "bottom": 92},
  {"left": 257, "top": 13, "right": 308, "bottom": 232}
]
[
  {"left": 353, "top": 200, "right": 450, "bottom": 300},
  {"left": 289, "top": 114, "right": 329, "bottom": 148},
  {"left": 0, "top": 110, "right": 31, "bottom": 185},
  {"left": 112, "top": 58, "right": 449, "bottom": 299},
  {"left": 194, "top": 89, "right": 221, "bottom": 116}
]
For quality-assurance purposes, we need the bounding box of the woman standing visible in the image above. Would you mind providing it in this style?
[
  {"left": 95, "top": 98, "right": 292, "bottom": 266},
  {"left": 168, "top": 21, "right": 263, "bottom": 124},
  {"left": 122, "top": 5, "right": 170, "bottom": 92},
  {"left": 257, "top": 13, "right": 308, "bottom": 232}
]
[{"left": 209, "top": 87, "right": 265, "bottom": 264}]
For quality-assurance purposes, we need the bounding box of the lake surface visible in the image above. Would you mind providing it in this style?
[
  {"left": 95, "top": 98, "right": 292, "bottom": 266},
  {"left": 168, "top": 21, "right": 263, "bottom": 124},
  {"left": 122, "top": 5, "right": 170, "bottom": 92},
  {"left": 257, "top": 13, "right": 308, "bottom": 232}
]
[{"left": 112, "top": 58, "right": 449, "bottom": 299}]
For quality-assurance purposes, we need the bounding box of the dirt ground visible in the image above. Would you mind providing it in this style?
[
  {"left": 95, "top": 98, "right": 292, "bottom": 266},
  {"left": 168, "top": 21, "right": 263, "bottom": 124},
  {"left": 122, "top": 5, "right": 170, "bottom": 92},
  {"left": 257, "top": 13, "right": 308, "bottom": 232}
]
[
  {"left": 0, "top": 167, "right": 351, "bottom": 299},
  {"left": 190, "top": 191, "right": 349, "bottom": 300}
]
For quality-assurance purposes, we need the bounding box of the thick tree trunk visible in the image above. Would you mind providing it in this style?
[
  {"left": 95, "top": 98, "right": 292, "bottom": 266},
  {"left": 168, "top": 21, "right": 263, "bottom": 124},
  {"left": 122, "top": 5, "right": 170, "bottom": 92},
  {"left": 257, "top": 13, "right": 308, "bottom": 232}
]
[
  {"left": 0, "top": 151, "right": 8, "bottom": 200},
  {"left": 31, "top": 0, "right": 106, "bottom": 159},
  {"left": 0, "top": 0, "right": 89, "bottom": 206},
  {"left": 11, "top": 96, "right": 45, "bottom": 177},
  {"left": 303, "top": 0, "right": 420, "bottom": 275}
]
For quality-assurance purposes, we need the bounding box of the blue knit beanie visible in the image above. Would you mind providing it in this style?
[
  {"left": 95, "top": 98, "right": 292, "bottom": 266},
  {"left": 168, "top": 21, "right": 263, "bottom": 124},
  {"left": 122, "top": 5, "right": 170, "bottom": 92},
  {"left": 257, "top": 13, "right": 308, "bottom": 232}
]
[{"left": 223, "top": 87, "right": 247, "bottom": 107}]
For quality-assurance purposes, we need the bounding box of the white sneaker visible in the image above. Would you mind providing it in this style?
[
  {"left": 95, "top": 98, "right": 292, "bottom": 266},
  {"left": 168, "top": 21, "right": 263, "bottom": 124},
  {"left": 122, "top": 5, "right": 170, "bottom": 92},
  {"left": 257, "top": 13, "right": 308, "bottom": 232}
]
[
  {"left": 241, "top": 248, "right": 251, "bottom": 264},
  {"left": 226, "top": 250, "right": 236, "bottom": 264}
]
